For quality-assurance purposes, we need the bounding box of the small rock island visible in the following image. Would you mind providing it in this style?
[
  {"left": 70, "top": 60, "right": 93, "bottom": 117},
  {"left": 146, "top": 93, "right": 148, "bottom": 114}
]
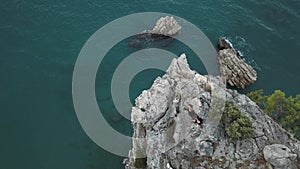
[
  {"left": 218, "top": 38, "right": 257, "bottom": 89},
  {"left": 146, "top": 16, "right": 181, "bottom": 36},
  {"left": 128, "top": 16, "right": 181, "bottom": 48}
]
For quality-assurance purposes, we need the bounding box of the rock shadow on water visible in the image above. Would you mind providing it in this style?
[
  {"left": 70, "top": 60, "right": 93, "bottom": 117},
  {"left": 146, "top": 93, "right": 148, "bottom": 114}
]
[{"left": 128, "top": 33, "right": 175, "bottom": 49}]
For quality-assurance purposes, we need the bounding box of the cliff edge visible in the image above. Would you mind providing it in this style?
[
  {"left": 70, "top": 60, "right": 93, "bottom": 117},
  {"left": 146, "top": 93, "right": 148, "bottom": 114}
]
[{"left": 125, "top": 54, "right": 300, "bottom": 169}]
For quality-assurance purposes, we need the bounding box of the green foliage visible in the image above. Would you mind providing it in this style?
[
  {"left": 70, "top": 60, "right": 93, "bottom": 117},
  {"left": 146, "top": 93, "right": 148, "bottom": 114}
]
[
  {"left": 246, "top": 89, "right": 267, "bottom": 107},
  {"left": 247, "top": 90, "right": 300, "bottom": 140},
  {"left": 223, "top": 102, "right": 254, "bottom": 142}
]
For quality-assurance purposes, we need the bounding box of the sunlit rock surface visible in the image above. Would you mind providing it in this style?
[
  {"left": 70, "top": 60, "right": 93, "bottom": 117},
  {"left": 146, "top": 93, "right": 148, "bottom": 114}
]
[{"left": 146, "top": 16, "right": 181, "bottom": 36}]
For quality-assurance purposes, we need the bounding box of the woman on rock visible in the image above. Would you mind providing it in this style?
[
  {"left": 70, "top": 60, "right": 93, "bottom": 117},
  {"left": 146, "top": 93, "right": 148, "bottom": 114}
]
[{"left": 184, "top": 104, "right": 203, "bottom": 125}]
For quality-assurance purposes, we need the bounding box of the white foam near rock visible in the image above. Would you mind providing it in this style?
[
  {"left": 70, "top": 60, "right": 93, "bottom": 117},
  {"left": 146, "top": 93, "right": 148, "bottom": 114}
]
[{"left": 218, "top": 38, "right": 257, "bottom": 88}]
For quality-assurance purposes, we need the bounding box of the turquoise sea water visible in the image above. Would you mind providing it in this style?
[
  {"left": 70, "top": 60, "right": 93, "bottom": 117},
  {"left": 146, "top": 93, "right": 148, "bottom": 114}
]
[{"left": 1, "top": 0, "right": 299, "bottom": 169}]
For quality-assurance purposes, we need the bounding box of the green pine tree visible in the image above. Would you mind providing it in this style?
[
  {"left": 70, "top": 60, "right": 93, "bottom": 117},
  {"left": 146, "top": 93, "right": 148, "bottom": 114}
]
[
  {"left": 223, "top": 102, "right": 254, "bottom": 142},
  {"left": 247, "top": 90, "right": 300, "bottom": 140}
]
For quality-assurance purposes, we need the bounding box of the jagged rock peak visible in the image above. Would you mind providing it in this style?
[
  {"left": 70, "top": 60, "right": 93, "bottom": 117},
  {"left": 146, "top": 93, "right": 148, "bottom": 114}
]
[
  {"left": 124, "top": 54, "right": 300, "bottom": 169},
  {"left": 147, "top": 16, "right": 182, "bottom": 36}
]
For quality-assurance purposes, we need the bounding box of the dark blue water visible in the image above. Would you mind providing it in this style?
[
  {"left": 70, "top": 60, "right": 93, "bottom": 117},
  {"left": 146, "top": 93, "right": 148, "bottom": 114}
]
[{"left": 1, "top": 0, "right": 299, "bottom": 169}]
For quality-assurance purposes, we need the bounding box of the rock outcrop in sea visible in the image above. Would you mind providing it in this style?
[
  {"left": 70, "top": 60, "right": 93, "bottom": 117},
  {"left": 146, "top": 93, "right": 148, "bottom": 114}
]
[
  {"left": 128, "top": 16, "right": 181, "bottom": 48},
  {"left": 218, "top": 38, "right": 257, "bottom": 88},
  {"left": 145, "top": 16, "right": 181, "bottom": 36},
  {"left": 124, "top": 54, "right": 300, "bottom": 169}
]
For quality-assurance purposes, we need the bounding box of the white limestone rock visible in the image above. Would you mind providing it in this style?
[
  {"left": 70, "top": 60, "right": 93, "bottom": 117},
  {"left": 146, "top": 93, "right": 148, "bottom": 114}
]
[
  {"left": 147, "top": 16, "right": 181, "bottom": 36},
  {"left": 125, "top": 54, "right": 300, "bottom": 169},
  {"left": 263, "top": 144, "right": 297, "bottom": 169}
]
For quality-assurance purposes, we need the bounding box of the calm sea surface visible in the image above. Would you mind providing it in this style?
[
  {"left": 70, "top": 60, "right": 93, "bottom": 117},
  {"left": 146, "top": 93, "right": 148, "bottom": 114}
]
[{"left": 1, "top": 0, "right": 299, "bottom": 168}]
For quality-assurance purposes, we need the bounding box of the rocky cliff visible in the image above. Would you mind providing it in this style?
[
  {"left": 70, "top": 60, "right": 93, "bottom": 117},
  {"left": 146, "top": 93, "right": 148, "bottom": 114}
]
[
  {"left": 124, "top": 54, "right": 300, "bottom": 169},
  {"left": 218, "top": 38, "right": 257, "bottom": 89}
]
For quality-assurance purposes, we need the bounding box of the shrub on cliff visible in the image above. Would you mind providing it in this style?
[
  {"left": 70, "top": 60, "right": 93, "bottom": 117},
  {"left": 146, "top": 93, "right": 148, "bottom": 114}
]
[
  {"left": 223, "top": 102, "right": 254, "bottom": 142},
  {"left": 247, "top": 90, "right": 300, "bottom": 140}
]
